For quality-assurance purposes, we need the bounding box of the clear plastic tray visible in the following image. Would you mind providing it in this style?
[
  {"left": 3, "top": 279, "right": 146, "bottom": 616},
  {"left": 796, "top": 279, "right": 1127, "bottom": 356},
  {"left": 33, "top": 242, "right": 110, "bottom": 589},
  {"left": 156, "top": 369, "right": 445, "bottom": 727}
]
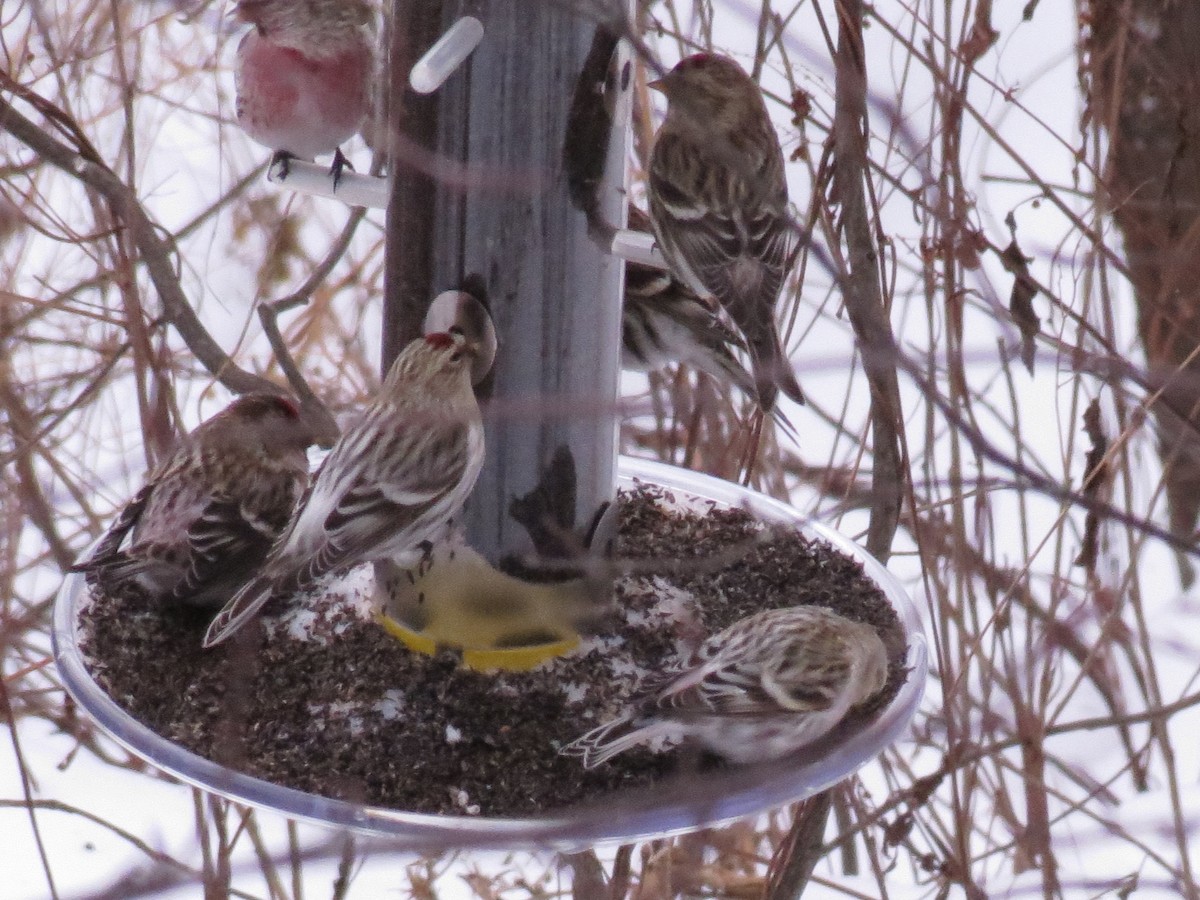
[{"left": 53, "top": 456, "right": 927, "bottom": 851}]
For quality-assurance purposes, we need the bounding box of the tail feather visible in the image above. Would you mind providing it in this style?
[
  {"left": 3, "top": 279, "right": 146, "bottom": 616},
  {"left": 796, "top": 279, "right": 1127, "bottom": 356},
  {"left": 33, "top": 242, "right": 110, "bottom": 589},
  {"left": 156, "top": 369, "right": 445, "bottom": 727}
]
[
  {"left": 202, "top": 573, "right": 278, "bottom": 647},
  {"left": 745, "top": 328, "right": 804, "bottom": 411},
  {"left": 71, "top": 484, "right": 154, "bottom": 573},
  {"left": 691, "top": 341, "right": 759, "bottom": 401},
  {"left": 563, "top": 714, "right": 665, "bottom": 768},
  {"left": 83, "top": 553, "right": 151, "bottom": 586},
  {"left": 768, "top": 403, "right": 799, "bottom": 445},
  {"left": 76, "top": 551, "right": 184, "bottom": 603}
]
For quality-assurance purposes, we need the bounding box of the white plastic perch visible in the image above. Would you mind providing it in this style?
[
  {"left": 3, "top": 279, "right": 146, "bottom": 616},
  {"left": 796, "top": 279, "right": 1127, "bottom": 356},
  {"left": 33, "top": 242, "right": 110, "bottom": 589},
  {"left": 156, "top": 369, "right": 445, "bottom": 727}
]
[
  {"left": 410, "top": 17, "right": 485, "bottom": 94},
  {"left": 610, "top": 227, "right": 669, "bottom": 270},
  {"left": 266, "top": 158, "right": 389, "bottom": 208}
]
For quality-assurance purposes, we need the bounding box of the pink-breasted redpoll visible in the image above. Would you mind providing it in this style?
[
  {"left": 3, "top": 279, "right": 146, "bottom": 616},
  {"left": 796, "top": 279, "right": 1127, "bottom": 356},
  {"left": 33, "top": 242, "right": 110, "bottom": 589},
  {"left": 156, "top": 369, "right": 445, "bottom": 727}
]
[
  {"left": 73, "top": 393, "right": 316, "bottom": 609},
  {"left": 647, "top": 53, "right": 805, "bottom": 412},
  {"left": 233, "top": 0, "right": 376, "bottom": 185},
  {"left": 203, "top": 331, "right": 485, "bottom": 647},
  {"left": 564, "top": 605, "right": 888, "bottom": 767}
]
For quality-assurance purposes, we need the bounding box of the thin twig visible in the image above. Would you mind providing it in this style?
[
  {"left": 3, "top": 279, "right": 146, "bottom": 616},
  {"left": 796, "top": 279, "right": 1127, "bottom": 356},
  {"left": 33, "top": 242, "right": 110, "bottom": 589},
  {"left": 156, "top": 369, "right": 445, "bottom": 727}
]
[
  {"left": 255, "top": 209, "right": 367, "bottom": 447},
  {"left": 330, "top": 832, "right": 356, "bottom": 900},
  {"left": 0, "top": 679, "right": 59, "bottom": 900},
  {"left": 562, "top": 850, "right": 609, "bottom": 899},
  {"left": 766, "top": 791, "right": 833, "bottom": 900},
  {"left": 827, "top": 0, "right": 904, "bottom": 563},
  {"left": 0, "top": 84, "right": 283, "bottom": 399}
]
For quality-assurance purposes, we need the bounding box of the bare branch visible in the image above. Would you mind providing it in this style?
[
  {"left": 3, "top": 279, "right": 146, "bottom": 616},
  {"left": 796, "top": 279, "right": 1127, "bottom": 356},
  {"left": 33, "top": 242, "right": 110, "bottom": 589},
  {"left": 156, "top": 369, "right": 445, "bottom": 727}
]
[{"left": 0, "top": 84, "right": 283, "bottom": 400}]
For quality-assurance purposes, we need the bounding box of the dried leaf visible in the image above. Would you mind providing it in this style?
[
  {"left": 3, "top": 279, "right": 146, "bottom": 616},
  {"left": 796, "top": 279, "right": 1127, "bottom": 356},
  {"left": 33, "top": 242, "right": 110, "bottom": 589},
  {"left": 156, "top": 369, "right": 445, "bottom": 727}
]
[
  {"left": 999, "top": 239, "right": 1041, "bottom": 373},
  {"left": 960, "top": 5, "right": 999, "bottom": 66},
  {"left": 1074, "top": 399, "right": 1110, "bottom": 569}
]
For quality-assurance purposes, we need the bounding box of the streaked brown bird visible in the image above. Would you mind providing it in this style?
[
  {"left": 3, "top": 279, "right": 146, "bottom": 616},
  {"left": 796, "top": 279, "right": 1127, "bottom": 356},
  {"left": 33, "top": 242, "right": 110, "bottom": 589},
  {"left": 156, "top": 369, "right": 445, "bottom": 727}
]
[
  {"left": 204, "top": 331, "right": 485, "bottom": 648},
  {"left": 564, "top": 605, "right": 888, "bottom": 767},
  {"left": 73, "top": 393, "right": 316, "bottom": 609},
  {"left": 647, "top": 52, "right": 804, "bottom": 412},
  {"left": 622, "top": 207, "right": 759, "bottom": 399}
]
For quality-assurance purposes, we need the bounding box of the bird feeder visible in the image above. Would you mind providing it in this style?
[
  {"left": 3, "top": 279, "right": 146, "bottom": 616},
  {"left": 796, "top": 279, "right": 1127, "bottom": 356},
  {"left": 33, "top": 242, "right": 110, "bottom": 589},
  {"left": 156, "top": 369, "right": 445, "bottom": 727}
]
[
  {"left": 54, "top": 458, "right": 927, "bottom": 850},
  {"left": 52, "top": 0, "right": 927, "bottom": 860}
]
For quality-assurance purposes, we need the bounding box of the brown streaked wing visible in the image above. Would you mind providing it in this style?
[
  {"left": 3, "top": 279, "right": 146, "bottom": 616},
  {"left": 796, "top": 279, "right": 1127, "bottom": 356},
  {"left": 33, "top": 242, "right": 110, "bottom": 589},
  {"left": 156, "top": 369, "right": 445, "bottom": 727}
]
[{"left": 307, "top": 419, "right": 471, "bottom": 576}]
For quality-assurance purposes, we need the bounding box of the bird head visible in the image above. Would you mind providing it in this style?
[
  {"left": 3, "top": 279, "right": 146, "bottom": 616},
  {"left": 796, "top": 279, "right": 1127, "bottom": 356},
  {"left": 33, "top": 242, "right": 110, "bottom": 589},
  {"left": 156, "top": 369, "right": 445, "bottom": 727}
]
[
  {"left": 849, "top": 619, "right": 890, "bottom": 704},
  {"left": 218, "top": 392, "right": 319, "bottom": 457},
  {"left": 233, "top": 0, "right": 375, "bottom": 48},
  {"left": 650, "top": 53, "right": 762, "bottom": 126},
  {"left": 383, "top": 331, "right": 481, "bottom": 404}
]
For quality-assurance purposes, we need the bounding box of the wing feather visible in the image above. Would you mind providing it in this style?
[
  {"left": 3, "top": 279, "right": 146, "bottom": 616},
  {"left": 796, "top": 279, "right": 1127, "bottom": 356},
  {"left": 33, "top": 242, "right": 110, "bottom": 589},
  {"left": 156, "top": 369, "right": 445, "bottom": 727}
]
[{"left": 71, "top": 483, "right": 154, "bottom": 572}]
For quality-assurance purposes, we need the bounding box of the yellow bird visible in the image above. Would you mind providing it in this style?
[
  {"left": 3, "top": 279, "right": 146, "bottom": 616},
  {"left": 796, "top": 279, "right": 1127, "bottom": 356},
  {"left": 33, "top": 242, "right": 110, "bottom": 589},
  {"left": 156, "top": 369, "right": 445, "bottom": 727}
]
[{"left": 374, "top": 544, "right": 608, "bottom": 672}]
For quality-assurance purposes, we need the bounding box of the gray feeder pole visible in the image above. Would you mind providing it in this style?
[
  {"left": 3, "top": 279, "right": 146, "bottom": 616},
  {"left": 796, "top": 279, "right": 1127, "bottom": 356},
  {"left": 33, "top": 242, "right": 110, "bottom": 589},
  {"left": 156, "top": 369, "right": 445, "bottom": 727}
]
[{"left": 383, "top": 5, "right": 629, "bottom": 562}]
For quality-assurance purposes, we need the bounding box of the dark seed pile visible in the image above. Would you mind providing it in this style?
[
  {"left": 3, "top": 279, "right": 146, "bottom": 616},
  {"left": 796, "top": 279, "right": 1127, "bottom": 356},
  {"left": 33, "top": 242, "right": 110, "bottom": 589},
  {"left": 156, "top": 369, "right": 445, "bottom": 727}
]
[{"left": 78, "top": 483, "right": 908, "bottom": 817}]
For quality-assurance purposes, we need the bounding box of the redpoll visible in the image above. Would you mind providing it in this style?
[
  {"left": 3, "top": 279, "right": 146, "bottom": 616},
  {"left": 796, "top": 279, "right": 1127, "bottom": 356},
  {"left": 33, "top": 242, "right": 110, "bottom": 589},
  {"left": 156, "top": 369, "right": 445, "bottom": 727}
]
[
  {"left": 624, "top": 256, "right": 756, "bottom": 397},
  {"left": 73, "top": 393, "right": 316, "bottom": 609},
  {"left": 564, "top": 605, "right": 888, "bottom": 767},
  {"left": 647, "top": 53, "right": 805, "bottom": 412},
  {"left": 233, "top": 0, "right": 376, "bottom": 185},
  {"left": 203, "top": 331, "right": 485, "bottom": 647}
]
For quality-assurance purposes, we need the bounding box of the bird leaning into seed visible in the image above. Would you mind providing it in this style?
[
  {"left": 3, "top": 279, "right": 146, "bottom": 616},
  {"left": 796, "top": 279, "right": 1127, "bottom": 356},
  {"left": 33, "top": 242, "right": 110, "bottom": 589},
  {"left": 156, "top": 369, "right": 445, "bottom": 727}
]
[
  {"left": 647, "top": 52, "right": 805, "bottom": 413},
  {"left": 72, "top": 393, "right": 316, "bottom": 610},
  {"left": 233, "top": 0, "right": 376, "bottom": 185},
  {"left": 203, "top": 331, "right": 485, "bottom": 648},
  {"left": 564, "top": 605, "right": 888, "bottom": 767}
]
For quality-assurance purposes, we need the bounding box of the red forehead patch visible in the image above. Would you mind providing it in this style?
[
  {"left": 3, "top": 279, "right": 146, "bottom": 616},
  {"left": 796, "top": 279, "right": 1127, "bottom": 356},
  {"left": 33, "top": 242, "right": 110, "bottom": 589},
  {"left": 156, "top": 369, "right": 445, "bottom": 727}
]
[
  {"left": 424, "top": 332, "right": 456, "bottom": 349},
  {"left": 273, "top": 395, "right": 300, "bottom": 418},
  {"left": 678, "top": 53, "right": 714, "bottom": 69},
  {"left": 231, "top": 393, "right": 299, "bottom": 419}
]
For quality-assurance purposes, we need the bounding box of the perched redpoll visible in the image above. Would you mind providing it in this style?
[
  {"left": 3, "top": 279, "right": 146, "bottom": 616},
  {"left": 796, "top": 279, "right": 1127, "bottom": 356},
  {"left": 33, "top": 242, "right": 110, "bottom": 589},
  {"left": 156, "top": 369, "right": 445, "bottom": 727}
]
[
  {"left": 647, "top": 53, "right": 805, "bottom": 412},
  {"left": 564, "top": 605, "right": 888, "bottom": 767},
  {"left": 233, "top": 0, "right": 376, "bottom": 185},
  {"left": 203, "top": 331, "right": 485, "bottom": 647},
  {"left": 73, "top": 393, "right": 316, "bottom": 609}
]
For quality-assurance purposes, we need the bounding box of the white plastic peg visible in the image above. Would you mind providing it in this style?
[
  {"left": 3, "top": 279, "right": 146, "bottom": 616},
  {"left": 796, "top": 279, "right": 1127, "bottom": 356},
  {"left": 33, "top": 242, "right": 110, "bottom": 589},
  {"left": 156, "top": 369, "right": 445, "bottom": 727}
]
[
  {"left": 266, "top": 157, "right": 389, "bottom": 209},
  {"left": 410, "top": 17, "right": 485, "bottom": 94},
  {"left": 610, "top": 228, "right": 669, "bottom": 270}
]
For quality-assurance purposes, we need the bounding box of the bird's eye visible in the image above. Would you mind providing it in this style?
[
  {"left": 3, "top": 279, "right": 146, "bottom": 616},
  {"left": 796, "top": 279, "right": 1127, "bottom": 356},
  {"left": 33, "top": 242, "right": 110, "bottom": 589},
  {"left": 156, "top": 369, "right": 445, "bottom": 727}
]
[{"left": 274, "top": 396, "right": 300, "bottom": 419}]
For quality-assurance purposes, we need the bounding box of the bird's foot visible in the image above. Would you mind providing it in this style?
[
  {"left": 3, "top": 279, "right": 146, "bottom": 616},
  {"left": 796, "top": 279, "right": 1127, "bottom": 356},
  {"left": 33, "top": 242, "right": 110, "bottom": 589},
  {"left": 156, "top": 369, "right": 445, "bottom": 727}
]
[
  {"left": 416, "top": 540, "right": 435, "bottom": 577},
  {"left": 269, "top": 151, "right": 295, "bottom": 181},
  {"left": 329, "top": 148, "right": 355, "bottom": 190}
]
